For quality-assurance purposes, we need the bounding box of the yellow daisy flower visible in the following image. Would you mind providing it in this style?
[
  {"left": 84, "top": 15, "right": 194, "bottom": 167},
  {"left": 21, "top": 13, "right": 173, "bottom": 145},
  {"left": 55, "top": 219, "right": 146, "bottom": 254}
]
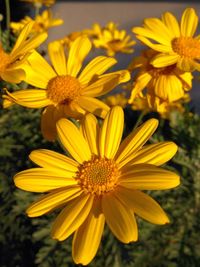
[
  {"left": 0, "top": 21, "right": 47, "bottom": 83},
  {"left": 3, "top": 37, "right": 130, "bottom": 141},
  {"left": 10, "top": 10, "right": 63, "bottom": 34},
  {"left": 90, "top": 22, "right": 136, "bottom": 56},
  {"left": 132, "top": 8, "right": 200, "bottom": 72},
  {"left": 14, "top": 106, "right": 180, "bottom": 265},
  {"left": 128, "top": 49, "right": 193, "bottom": 103},
  {"left": 103, "top": 92, "right": 128, "bottom": 108},
  {"left": 21, "top": 0, "right": 55, "bottom": 7}
]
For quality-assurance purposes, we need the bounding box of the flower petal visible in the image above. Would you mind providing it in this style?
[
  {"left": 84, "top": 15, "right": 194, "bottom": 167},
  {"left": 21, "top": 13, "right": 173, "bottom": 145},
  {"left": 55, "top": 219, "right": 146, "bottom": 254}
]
[
  {"left": 151, "top": 53, "right": 179, "bottom": 68},
  {"left": 115, "top": 119, "right": 158, "bottom": 168},
  {"left": 115, "top": 187, "right": 169, "bottom": 224},
  {"left": 1, "top": 68, "right": 25, "bottom": 83},
  {"left": 27, "top": 186, "right": 81, "bottom": 217},
  {"left": 129, "top": 141, "right": 178, "bottom": 166},
  {"left": 80, "top": 113, "right": 99, "bottom": 155},
  {"left": 29, "top": 149, "right": 79, "bottom": 171},
  {"left": 51, "top": 194, "right": 94, "bottom": 241},
  {"left": 79, "top": 96, "right": 110, "bottom": 118},
  {"left": 56, "top": 118, "right": 92, "bottom": 163},
  {"left": 119, "top": 163, "right": 180, "bottom": 190},
  {"left": 67, "top": 36, "right": 91, "bottom": 77},
  {"left": 181, "top": 8, "right": 198, "bottom": 37},
  {"left": 72, "top": 200, "right": 105, "bottom": 265},
  {"left": 102, "top": 194, "right": 138, "bottom": 243},
  {"left": 78, "top": 56, "right": 117, "bottom": 85},
  {"left": 99, "top": 106, "right": 124, "bottom": 159},
  {"left": 162, "top": 12, "right": 180, "bottom": 38},
  {"left": 14, "top": 168, "right": 77, "bottom": 192},
  {"left": 48, "top": 41, "right": 67, "bottom": 75}
]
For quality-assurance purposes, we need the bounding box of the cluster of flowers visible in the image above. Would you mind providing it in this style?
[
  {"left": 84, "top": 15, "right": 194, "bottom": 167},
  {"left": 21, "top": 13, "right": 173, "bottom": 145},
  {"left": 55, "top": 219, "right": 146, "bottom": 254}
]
[{"left": 2, "top": 0, "right": 199, "bottom": 265}]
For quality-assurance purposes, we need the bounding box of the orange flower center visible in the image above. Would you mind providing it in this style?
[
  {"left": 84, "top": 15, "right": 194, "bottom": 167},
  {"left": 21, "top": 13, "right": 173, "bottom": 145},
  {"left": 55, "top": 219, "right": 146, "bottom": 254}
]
[
  {"left": 148, "top": 64, "right": 176, "bottom": 78},
  {"left": 0, "top": 45, "right": 10, "bottom": 74},
  {"left": 46, "top": 75, "right": 81, "bottom": 105},
  {"left": 108, "top": 39, "right": 124, "bottom": 52},
  {"left": 76, "top": 155, "right": 120, "bottom": 195},
  {"left": 172, "top": 37, "right": 200, "bottom": 58}
]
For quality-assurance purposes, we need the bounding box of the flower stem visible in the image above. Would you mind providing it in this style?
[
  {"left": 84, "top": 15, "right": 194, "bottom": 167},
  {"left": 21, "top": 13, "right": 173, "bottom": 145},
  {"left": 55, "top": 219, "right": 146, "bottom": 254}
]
[{"left": 133, "top": 110, "right": 146, "bottom": 130}]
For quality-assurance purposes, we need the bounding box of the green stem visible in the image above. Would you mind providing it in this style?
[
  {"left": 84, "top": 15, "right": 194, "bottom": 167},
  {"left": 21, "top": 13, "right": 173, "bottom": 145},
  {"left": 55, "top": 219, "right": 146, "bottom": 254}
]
[
  {"left": 5, "top": 0, "right": 10, "bottom": 44},
  {"left": 133, "top": 110, "right": 146, "bottom": 130}
]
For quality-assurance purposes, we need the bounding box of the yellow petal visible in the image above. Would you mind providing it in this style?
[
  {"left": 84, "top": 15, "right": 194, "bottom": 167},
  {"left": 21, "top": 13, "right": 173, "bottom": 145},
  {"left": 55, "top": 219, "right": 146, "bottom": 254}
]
[
  {"left": 27, "top": 186, "right": 81, "bottom": 217},
  {"left": 41, "top": 105, "right": 57, "bottom": 142},
  {"left": 51, "top": 194, "right": 94, "bottom": 241},
  {"left": 102, "top": 194, "right": 138, "bottom": 243},
  {"left": 79, "top": 96, "right": 110, "bottom": 118},
  {"left": 14, "top": 168, "right": 77, "bottom": 192},
  {"left": 115, "top": 187, "right": 169, "bottom": 224},
  {"left": 78, "top": 56, "right": 117, "bottom": 85},
  {"left": 129, "top": 141, "right": 178, "bottom": 166},
  {"left": 56, "top": 118, "right": 92, "bottom": 164},
  {"left": 181, "top": 8, "right": 198, "bottom": 37},
  {"left": 119, "top": 163, "right": 180, "bottom": 190},
  {"left": 177, "top": 57, "right": 195, "bottom": 72},
  {"left": 115, "top": 119, "right": 158, "bottom": 168},
  {"left": 29, "top": 149, "right": 79, "bottom": 171},
  {"left": 151, "top": 53, "right": 179, "bottom": 68},
  {"left": 99, "top": 106, "right": 124, "bottom": 159},
  {"left": 80, "top": 113, "right": 99, "bottom": 155},
  {"left": 67, "top": 36, "right": 91, "bottom": 77},
  {"left": 1, "top": 68, "right": 25, "bottom": 83},
  {"left": 23, "top": 51, "right": 56, "bottom": 88},
  {"left": 3, "top": 89, "right": 51, "bottom": 108},
  {"left": 48, "top": 41, "right": 67, "bottom": 75},
  {"left": 162, "top": 12, "right": 180, "bottom": 38},
  {"left": 72, "top": 200, "right": 105, "bottom": 265}
]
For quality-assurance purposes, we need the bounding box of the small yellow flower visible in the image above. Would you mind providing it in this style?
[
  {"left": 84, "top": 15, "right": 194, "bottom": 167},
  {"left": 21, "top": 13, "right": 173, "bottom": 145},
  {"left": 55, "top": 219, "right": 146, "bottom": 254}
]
[
  {"left": 21, "top": 0, "right": 55, "bottom": 7},
  {"left": 103, "top": 92, "right": 128, "bottom": 108},
  {"left": 89, "top": 22, "right": 136, "bottom": 56},
  {"left": 133, "top": 8, "right": 200, "bottom": 72},
  {"left": 128, "top": 49, "right": 193, "bottom": 103},
  {"left": 3, "top": 37, "right": 130, "bottom": 141},
  {"left": 131, "top": 92, "right": 150, "bottom": 113},
  {"left": 10, "top": 10, "right": 63, "bottom": 34},
  {"left": 14, "top": 106, "right": 180, "bottom": 265},
  {"left": 0, "top": 22, "right": 47, "bottom": 83}
]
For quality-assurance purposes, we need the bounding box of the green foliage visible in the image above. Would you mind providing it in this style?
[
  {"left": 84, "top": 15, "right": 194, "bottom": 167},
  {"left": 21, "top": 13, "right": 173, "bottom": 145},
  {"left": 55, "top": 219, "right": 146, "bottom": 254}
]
[{"left": 0, "top": 103, "right": 200, "bottom": 267}]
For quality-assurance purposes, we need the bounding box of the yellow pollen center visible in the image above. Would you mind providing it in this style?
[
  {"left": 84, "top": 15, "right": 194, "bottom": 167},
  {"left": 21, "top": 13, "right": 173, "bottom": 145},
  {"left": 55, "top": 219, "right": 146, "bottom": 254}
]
[
  {"left": 0, "top": 45, "right": 10, "bottom": 73},
  {"left": 46, "top": 75, "right": 81, "bottom": 104},
  {"left": 172, "top": 37, "right": 200, "bottom": 58},
  {"left": 76, "top": 156, "right": 120, "bottom": 195}
]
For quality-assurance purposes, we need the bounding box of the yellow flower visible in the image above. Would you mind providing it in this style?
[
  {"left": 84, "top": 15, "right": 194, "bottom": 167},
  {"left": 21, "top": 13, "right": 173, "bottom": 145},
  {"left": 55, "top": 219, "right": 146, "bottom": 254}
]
[
  {"left": 128, "top": 49, "right": 193, "bottom": 103},
  {"left": 14, "top": 106, "right": 180, "bottom": 265},
  {"left": 21, "top": 0, "right": 55, "bottom": 7},
  {"left": 103, "top": 92, "right": 128, "bottom": 108},
  {"left": 0, "top": 22, "right": 47, "bottom": 83},
  {"left": 131, "top": 92, "right": 150, "bottom": 113},
  {"left": 10, "top": 10, "right": 63, "bottom": 34},
  {"left": 132, "top": 8, "right": 200, "bottom": 72},
  {"left": 3, "top": 37, "right": 130, "bottom": 141},
  {"left": 90, "top": 22, "right": 136, "bottom": 56}
]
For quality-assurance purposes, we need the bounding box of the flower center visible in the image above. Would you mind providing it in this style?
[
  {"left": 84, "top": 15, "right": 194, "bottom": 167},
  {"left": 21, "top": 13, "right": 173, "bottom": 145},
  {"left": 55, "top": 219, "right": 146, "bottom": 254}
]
[
  {"left": 76, "top": 155, "right": 120, "bottom": 195},
  {"left": 148, "top": 64, "right": 176, "bottom": 78},
  {"left": 172, "top": 37, "right": 200, "bottom": 58},
  {"left": 0, "top": 45, "right": 10, "bottom": 74},
  {"left": 46, "top": 75, "right": 81, "bottom": 105},
  {"left": 108, "top": 39, "right": 124, "bottom": 52}
]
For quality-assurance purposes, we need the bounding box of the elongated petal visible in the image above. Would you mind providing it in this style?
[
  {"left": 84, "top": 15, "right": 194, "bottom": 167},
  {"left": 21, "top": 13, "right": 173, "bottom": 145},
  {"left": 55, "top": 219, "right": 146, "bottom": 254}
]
[
  {"left": 119, "top": 164, "right": 180, "bottom": 190},
  {"left": 115, "top": 119, "right": 158, "bottom": 168},
  {"left": 1, "top": 68, "right": 25, "bottom": 83},
  {"left": 181, "top": 8, "right": 198, "bottom": 37},
  {"left": 80, "top": 114, "right": 99, "bottom": 155},
  {"left": 23, "top": 51, "right": 56, "bottom": 88},
  {"left": 3, "top": 89, "right": 51, "bottom": 108},
  {"left": 14, "top": 168, "right": 77, "bottom": 192},
  {"left": 79, "top": 96, "right": 110, "bottom": 118},
  {"left": 162, "top": 12, "right": 180, "bottom": 38},
  {"left": 48, "top": 41, "right": 67, "bottom": 75},
  {"left": 27, "top": 186, "right": 81, "bottom": 217},
  {"left": 72, "top": 200, "right": 105, "bottom": 265},
  {"left": 41, "top": 105, "right": 57, "bottom": 142},
  {"left": 115, "top": 187, "right": 169, "bottom": 224},
  {"left": 151, "top": 53, "right": 179, "bottom": 68},
  {"left": 29, "top": 149, "right": 79, "bottom": 171},
  {"left": 67, "top": 37, "right": 91, "bottom": 77},
  {"left": 78, "top": 56, "right": 117, "bottom": 85},
  {"left": 51, "top": 194, "right": 94, "bottom": 241},
  {"left": 99, "top": 106, "right": 124, "bottom": 159},
  {"left": 102, "top": 194, "right": 138, "bottom": 243},
  {"left": 129, "top": 141, "right": 178, "bottom": 166},
  {"left": 56, "top": 118, "right": 91, "bottom": 163}
]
